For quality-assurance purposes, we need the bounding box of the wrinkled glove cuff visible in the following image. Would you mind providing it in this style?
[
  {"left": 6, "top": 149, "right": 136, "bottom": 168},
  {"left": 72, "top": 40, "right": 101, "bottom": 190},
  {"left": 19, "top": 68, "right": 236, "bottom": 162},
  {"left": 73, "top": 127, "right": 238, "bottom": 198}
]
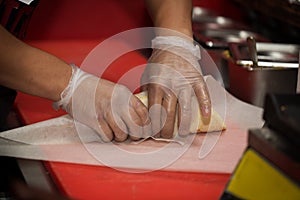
[
  {"left": 151, "top": 36, "right": 201, "bottom": 60},
  {"left": 53, "top": 64, "right": 89, "bottom": 111}
]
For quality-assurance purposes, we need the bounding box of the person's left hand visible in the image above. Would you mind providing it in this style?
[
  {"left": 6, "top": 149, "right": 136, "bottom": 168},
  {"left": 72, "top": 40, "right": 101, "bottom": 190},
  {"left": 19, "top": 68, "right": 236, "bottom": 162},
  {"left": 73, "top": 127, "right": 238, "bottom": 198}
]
[{"left": 141, "top": 36, "right": 211, "bottom": 139}]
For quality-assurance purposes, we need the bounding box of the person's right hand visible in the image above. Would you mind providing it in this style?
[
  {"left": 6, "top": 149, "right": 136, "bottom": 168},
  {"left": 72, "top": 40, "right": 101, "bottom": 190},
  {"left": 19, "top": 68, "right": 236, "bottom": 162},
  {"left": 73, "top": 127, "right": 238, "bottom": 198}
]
[
  {"left": 53, "top": 65, "right": 150, "bottom": 142},
  {"left": 141, "top": 36, "right": 211, "bottom": 139}
]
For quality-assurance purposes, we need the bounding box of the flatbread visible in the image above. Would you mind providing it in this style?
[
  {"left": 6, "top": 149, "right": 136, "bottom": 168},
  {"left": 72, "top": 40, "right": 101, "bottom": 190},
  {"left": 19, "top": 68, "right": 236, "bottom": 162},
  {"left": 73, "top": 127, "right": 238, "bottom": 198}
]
[{"left": 135, "top": 91, "right": 226, "bottom": 136}]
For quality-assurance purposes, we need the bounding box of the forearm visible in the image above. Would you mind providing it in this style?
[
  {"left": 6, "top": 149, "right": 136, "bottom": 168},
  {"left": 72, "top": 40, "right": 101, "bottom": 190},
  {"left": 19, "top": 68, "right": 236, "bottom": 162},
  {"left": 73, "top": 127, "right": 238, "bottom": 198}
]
[
  {"left": 145, "top": 0, "right": 193, "bottom": 37},
  {"left": 0, "top": 25, "right": 71, "bottom": 101}
]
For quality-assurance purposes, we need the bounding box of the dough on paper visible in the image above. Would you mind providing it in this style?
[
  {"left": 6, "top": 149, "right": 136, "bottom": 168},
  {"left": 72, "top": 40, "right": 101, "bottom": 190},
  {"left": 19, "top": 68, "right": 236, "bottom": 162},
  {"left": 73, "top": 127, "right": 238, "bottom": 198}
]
[{"left": 135, "top": 91, "right": 226, "bottom": 136}]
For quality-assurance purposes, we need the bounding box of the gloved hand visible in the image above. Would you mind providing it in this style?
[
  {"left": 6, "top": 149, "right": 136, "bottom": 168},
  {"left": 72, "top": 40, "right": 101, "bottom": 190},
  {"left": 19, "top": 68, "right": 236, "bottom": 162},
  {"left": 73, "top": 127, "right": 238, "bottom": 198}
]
[
  {"left": 53, "top": 65, "right": 150, "bottom": 142},
  {"left": 141, "top": 35, "right": 211, "bottom": 139}
]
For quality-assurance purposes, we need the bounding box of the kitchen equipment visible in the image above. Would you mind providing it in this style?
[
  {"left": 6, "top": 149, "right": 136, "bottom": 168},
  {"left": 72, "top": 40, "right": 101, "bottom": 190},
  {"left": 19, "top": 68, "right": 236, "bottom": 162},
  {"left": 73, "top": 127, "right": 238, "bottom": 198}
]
[
  {"left": 193, "top": 28, "right": 268, "bottom": 49},
  {"left": 193, "top": 16, "right": 238, "bottom": 29},
  {"left": 221, "top": 94, "right": 300, "bottom": 200},
  {"left": 192, "top": 6, "right": 216, "bottom": 20},
  {"left": 232, "top": 0, "right": 300, "bottom": 44},
  {"left": 231, "top": 42, "right": 300, "bottom": 68},
  {"left": 192, "top": 10, "right": 249, "bottom": 30},
  {"left": 193, "top": 15, "right": 231, "bottom": 24},
  {"left": 246, "top": 36, "right": 258, "bottom": 68},
  {"left": 223, "top": 42, "right": 299, "bottom": 107},
  {"left": 191, "top": 7, "right": 268, "bottom": 49},
  {"left": 192, "top": 7, "right": 239, "bottom": 30}
]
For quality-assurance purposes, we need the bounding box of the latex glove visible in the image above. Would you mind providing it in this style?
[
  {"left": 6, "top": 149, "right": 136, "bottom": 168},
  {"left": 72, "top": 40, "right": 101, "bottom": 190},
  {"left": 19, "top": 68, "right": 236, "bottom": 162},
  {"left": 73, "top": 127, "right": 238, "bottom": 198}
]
[
  {"left": 53, "top": 65, "right": 150, "bottom": 142},
  {"left": 141, "top": 36, "right": 211, "bottom": 139}
]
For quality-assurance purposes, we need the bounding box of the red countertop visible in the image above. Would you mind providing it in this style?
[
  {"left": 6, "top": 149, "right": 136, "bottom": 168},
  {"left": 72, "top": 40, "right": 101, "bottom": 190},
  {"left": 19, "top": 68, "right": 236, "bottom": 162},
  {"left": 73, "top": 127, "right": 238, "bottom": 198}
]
[{"left": 46, "top": 163, "right": 229, "bottom": 200}]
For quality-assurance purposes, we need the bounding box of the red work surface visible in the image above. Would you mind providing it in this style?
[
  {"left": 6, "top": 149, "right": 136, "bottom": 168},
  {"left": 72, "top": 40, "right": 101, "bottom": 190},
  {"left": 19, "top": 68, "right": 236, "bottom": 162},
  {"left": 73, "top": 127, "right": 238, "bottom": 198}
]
[
  {"left": 46, "top": 163, "right": 229, "bottom": 200},
  {"left": 13, "top": 0, "right": 243, "bottom": 198},
  {"left": 14, "top": 40, "right": 230, "bottom": 200}
]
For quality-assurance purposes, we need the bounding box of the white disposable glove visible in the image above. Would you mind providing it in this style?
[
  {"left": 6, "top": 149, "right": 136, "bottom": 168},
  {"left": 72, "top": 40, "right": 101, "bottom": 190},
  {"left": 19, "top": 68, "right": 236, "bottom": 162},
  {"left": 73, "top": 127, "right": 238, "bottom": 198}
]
[
  {"left": 53, "top": 65, "right": 150, "bottom": 142},
  {"left": 141, "top": 35, "right": 211, "bottom": 139}
]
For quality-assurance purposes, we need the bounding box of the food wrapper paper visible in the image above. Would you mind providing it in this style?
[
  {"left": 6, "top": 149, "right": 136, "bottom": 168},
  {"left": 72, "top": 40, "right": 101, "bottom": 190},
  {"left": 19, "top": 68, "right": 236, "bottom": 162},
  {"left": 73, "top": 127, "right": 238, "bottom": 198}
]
[{"left": 0, "top": 76, "right": 264, "bottom": 173}]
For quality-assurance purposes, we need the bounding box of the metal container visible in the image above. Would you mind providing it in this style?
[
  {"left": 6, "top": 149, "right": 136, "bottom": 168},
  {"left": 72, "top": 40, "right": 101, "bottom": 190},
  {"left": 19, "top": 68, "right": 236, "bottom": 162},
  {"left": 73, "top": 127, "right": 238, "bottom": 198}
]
[
  {"left": 193, "top": 28, "right": 269, "bottom": 49},
  {"left": 192, "top": 16, "right": 248, "bottom": 30},
  {"left": 224, "top": 42, "right": 299, "bottom": 107},
  {"left": 191, "top": 7, "right": 262, "bottom": 49},
  {"left": 192, "top": 6, "right": 247, "bottom": 30}
]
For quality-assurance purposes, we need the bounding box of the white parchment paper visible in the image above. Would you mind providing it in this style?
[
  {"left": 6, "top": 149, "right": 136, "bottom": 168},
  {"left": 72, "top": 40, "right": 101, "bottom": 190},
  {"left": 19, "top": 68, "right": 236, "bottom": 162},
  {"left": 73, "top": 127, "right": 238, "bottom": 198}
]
[{"left": 0, "top": 77, "right": 264, "bottom": 173}]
